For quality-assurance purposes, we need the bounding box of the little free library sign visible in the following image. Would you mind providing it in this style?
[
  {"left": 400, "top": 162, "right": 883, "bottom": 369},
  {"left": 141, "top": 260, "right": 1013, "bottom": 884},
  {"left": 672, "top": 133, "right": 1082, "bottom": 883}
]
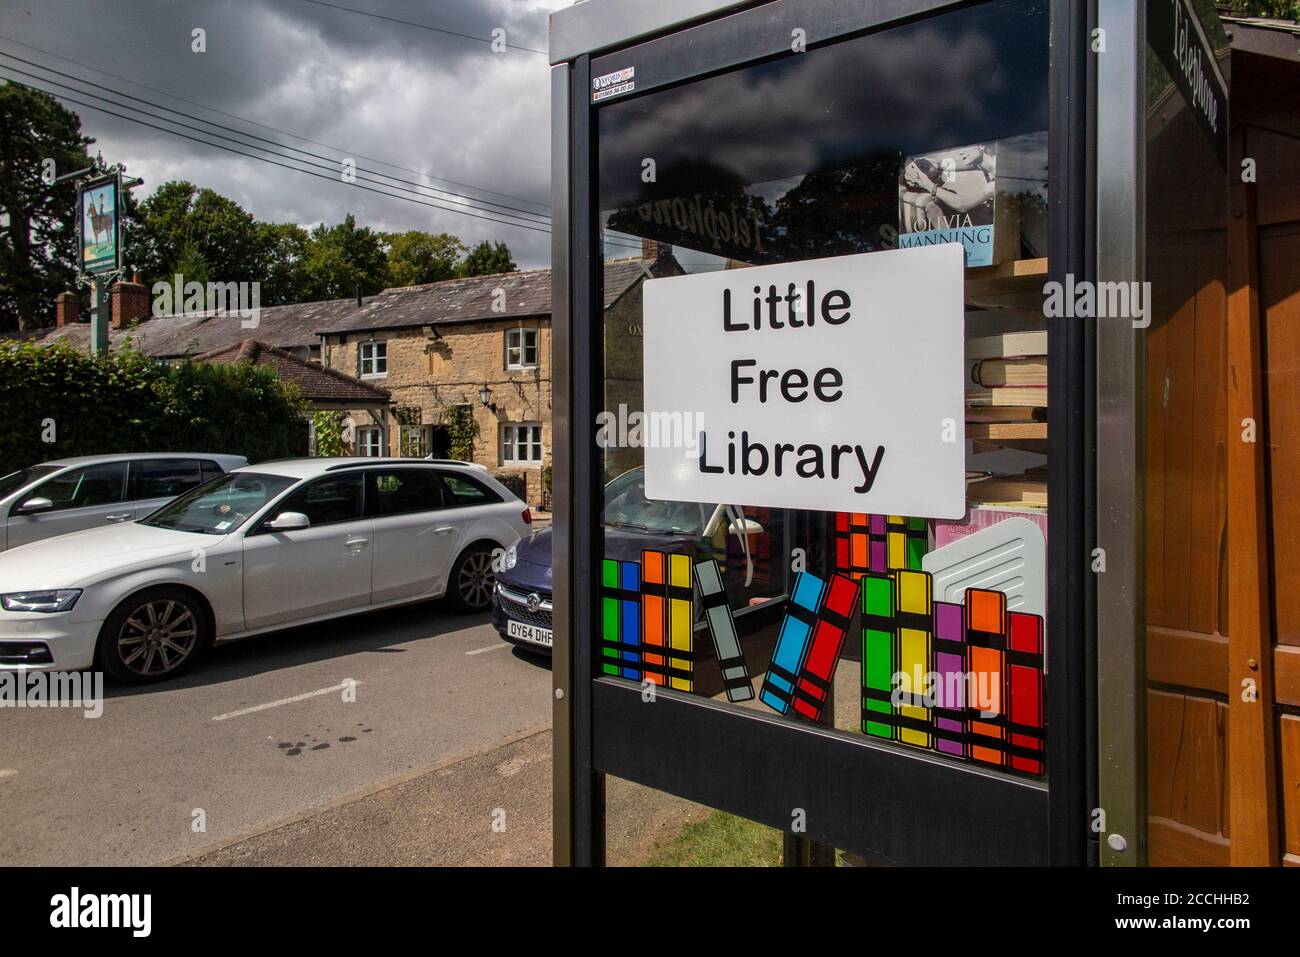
[{"left": 643, "top": 244, "right": 966, "bottom": 518}]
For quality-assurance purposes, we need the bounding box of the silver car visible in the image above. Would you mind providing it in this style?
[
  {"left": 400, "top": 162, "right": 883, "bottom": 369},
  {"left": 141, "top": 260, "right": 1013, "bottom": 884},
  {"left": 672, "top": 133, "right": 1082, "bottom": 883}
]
[{"left": 0, "top": 453, "right": 248, "bottom": 552}]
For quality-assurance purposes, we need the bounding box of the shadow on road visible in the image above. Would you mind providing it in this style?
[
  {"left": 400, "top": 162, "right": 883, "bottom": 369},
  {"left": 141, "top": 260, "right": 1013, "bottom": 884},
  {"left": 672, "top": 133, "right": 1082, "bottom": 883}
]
[{"left": 100, "top": 599, "right": 486, "bottom": 698}]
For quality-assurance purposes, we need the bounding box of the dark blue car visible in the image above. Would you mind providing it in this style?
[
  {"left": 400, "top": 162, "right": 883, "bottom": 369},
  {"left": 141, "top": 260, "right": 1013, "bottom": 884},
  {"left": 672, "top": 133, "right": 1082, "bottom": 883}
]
[{"left": 491, "top": 468, "right": 764, "bottom": 653}]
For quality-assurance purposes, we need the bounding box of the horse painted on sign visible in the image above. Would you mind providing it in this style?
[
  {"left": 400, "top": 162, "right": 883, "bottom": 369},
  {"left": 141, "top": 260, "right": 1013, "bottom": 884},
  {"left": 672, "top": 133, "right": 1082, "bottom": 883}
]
[{"left": 85, "top": 196, "right": 114, "bottom": 247}]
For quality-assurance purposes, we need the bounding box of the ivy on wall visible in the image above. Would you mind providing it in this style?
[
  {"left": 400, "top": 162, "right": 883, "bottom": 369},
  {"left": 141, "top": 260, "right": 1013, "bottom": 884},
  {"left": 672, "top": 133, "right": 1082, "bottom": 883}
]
[
  {"left": 0, "top": 340, "right": 307, "bottom": 468},
  {"left": 444, "top": 404, "right": 476, "bottom": 462},
  {"left": 312, "top": 410, "right": 346, "bottom": 457}
]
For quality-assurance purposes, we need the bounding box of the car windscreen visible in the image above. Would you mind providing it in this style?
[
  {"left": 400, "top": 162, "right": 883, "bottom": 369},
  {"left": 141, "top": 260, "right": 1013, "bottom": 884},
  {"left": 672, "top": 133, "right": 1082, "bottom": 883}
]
[
  {"left": 0, "top": 464, "right": 60, "bottom": 500},
  {"left": 601, "top": 469, "right": 713, "bottom": 535},
  {"left": 140, "top": 472, "right": 298, "bottom": 534}
]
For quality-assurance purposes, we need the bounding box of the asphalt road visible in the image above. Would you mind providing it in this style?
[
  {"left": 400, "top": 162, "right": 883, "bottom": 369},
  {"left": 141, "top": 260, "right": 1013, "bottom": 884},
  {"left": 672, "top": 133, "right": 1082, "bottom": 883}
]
[{"left": 0, "top": 601, "right": 553, "bottom": 866}]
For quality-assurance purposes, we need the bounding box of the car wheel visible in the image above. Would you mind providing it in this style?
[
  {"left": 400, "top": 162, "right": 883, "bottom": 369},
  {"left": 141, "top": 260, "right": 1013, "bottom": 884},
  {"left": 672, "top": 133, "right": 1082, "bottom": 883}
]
[
  {"left": 96, "top": 586, "right": 211, "bottom": 684},
  {"left": 448, "top": 543, "right": 496, "bottom": 613}
]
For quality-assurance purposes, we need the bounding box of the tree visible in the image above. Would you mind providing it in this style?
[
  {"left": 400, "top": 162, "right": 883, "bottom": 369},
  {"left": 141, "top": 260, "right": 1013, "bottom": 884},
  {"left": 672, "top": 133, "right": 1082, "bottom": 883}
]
[
  {"left": 457, "top": 239, "right": 516, "bottom": 277},
  {"left": 0, "top": 84, "right": 93, "bottom": 332},
  {"left": 132, "top": 181, "right": 265, "bottom": 294},
  {"left": 257, "top": 221, "right": 310, "bottom": 306},
  {"left": 383, "top": 230, "right": 465, "bottom": 288},
  {"left": 298, "top": 213, "right": 388, "bottom": 301}
]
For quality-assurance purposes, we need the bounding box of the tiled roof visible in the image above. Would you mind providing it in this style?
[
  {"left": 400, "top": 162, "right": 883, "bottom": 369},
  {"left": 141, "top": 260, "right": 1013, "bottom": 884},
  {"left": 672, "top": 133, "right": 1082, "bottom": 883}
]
[
  {"left": 21, "top": 257, "right": 666, "bottom": 352},
  {"left": 317, "top": 259, "right": 656, "bottom": 336},
  {"left": 21, "top": 297, "right": 373, "bottom": 358},
  {"left": 194, "top": 338, "right": 391, "bottom": 405}
]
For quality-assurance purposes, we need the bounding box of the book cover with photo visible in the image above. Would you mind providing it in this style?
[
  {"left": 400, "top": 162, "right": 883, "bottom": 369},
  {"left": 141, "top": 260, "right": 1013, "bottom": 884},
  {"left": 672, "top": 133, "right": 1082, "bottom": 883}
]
[{"left": 898, "top": 142, "right": 997, "bottom": 267}]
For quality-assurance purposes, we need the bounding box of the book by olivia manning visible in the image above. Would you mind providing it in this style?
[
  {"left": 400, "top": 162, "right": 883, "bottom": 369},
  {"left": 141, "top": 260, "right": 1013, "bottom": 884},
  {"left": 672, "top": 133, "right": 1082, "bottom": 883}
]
[{"left": 898, "top": 142, "right": 997, "bottom": 267}]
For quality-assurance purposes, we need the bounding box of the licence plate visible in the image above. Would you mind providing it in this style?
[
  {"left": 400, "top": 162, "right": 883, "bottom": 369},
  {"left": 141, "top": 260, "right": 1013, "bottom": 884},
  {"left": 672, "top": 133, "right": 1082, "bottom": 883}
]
[{"left": 508, "top": 619, "right": 553, "bottom": 647}]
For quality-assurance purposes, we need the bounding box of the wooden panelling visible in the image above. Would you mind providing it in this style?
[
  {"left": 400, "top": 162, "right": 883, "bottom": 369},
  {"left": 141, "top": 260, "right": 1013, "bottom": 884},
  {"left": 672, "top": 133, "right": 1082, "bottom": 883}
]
[
  {"left": 1188, "top": 239, "right": 1228, "bottom": 636},
  {"left": 1147, "top": 690, "right": 1229, "bottom": 866},
  {"left": 1149, "top": 817, "right": 1231, "bottom": 867},
  {"left": 1277, "top": 646, "right": 1300, "bottom": 708},
  {"left": 1260, "top": 222, "right": 1300, "bottom": 646},
  {"left": 1145, "top": 236, "right": 1229, "bottom": 639},
  {"left": 1147, "top": 626, "right": 1228, "bottom": 694},
  {"left": 1226, "top": 156, "right": 1282, "bottom": 864},
  {"left": 1283, "top": 716, "right": 1300, "bottom": 860}
]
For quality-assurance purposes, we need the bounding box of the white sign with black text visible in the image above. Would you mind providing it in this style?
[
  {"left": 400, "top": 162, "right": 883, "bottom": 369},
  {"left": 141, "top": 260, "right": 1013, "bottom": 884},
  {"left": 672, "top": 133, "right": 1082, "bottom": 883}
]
[{"left": 642, "top": 244, "right": 966, "bottom": 517}]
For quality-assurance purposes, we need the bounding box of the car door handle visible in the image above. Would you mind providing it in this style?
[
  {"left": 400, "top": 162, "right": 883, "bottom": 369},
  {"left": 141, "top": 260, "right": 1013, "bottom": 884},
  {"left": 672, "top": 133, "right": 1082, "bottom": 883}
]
[
  {"left": 434, "top": 526, "right": 456, "bottom": 535},
  {"left": 105, "top": 513, "right": 132, "bottom": 522},
  {"left": 345, "top": 537, "right": 369, "bottom": 548}
]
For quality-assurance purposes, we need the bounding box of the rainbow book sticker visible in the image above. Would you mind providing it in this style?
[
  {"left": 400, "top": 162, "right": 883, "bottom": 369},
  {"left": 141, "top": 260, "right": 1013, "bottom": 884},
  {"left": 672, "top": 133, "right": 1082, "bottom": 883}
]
[
  {"left": 761, "top": 571, "right": 859, "bottom": 719},
  {"left": 694, "top": 559, "right": 754, "bottom": 703},
  {"left": 1007, "top": 611, "right": 1045, "bottom": 774},
  {"left": 600, "top": 559, "right": 642, "bottom": 680},
  {"left": 602, "top": 550, "right": 695, "bottom": 689},
  {"left": 858, "top": 573, "right": 1047, "bottom": 776},
  {"left": 792, "top": 573, "right": 859, "bottom": 721},
  {"left": 965, "top": 588, "right": 1008, "bottom": 767},
  {"left": 861, "top": 572, "right": 896, "bottom": 739}
]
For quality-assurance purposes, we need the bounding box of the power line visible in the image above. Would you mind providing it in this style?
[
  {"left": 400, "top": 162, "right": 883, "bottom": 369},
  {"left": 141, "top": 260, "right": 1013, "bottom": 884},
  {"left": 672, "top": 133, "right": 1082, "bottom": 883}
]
[
  {"left": 0, "top": 75, "right": 554, "bottom": 236},
  {"left": 293, "top": 0, "right": 548, "bottom": 55},
  {"left": 0, "top": 34, "right": 551, "bottom": 212},
  {"left": 0, "top": 51, "right": 552, "bottom": 226},
  {"left": 1, "top": 74, "right": 648, "bottom": 254}
]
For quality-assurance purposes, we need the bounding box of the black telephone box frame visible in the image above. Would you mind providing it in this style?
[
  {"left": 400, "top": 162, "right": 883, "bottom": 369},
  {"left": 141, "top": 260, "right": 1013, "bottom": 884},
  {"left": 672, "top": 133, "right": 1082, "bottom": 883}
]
[{"left": 550, "top": 0, "right": 1096, "bottom": 866}]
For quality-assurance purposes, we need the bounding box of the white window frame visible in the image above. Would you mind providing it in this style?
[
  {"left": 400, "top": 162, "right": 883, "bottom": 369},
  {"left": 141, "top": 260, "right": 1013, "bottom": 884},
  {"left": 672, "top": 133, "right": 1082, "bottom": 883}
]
[
  {"left": 399, "top": 423, "right": 432, "bottom": 458},
  {"left": 359, "top": 340, "right": 388, "bottom": 378},
  {"left": 356, "top": 426, "right": 384, "bottom": 457},
  {"left": 501, "top": 422, "right": 543, "bottom": 466},
  {"left": 504, "top": 328, "right": 538, "bottom": 370}
]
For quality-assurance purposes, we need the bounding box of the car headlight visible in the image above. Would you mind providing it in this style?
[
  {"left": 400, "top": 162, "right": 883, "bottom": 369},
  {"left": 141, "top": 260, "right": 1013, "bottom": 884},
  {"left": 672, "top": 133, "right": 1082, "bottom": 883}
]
[
  {"left": 1, "top": 589, "right": 82, "bottom": 613},
  {"left": 502, "top": 543, "right": 518, "bottom": 571}
]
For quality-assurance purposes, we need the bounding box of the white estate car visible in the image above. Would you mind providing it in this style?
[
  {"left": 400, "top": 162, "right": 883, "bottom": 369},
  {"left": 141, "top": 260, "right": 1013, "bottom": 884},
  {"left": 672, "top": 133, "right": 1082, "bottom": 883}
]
[
  {"left": 0, "top": 458, "right": 531, "bottom": 683},
  {"left": 0, "top": 453, "right": 248, "bottom": 552}
]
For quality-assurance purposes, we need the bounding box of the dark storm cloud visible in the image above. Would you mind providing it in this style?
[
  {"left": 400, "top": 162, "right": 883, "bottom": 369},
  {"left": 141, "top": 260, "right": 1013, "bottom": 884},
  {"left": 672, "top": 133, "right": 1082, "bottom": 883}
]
[{"left": 0, "top": 0, "right": 559, "bottom": 266}]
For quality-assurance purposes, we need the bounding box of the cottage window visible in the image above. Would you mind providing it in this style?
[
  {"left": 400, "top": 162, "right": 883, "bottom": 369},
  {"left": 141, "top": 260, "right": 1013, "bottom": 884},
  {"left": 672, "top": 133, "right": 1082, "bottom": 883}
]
[
  {"left": 356, "top": 426, "right": 384, "bottom": 457},
  {"left": 501, "top": 423, "right": 543, "bottom": 465},
  {"left": 359, "top": 341, "right": 388, "bottom": 377},
  {"left": 505, "top": 328, "right": 538, "bottom": 369}
]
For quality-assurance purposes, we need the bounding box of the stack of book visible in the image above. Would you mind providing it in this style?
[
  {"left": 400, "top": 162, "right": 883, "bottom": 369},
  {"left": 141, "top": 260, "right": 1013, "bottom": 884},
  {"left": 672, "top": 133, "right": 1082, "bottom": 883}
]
[{"left": 965, "top": 329, "right": 1047, "bottom": 508}]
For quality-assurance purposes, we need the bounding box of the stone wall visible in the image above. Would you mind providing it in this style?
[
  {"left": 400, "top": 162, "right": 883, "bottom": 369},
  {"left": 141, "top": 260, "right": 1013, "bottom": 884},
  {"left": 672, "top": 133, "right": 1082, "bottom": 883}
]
[{"left": 324, "top": 318, "right": 552, "bottom": 506}]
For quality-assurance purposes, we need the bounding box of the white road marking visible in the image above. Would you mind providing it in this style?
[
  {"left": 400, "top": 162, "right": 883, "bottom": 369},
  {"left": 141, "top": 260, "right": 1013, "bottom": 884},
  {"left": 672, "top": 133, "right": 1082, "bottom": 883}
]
[
  {"left": 212, "top": 681, "right": 359, "bottom": 721},
  {"left": 466, "top": 642, "right": 510, "bottom": 656},
  {"left": 0, "top": 769, "right": 17, "bottom": 781}
]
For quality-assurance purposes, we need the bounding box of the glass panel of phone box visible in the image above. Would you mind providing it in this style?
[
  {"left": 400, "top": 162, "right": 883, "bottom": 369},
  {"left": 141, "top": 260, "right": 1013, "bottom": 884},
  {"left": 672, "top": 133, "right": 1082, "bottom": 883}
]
[{"left": 595, "top": 0, "right": 1050, "bottom": 777}]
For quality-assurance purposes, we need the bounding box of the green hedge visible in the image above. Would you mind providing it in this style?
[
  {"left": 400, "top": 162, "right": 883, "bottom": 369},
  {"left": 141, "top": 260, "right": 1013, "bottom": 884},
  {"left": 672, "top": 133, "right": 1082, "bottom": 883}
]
[{"left": 0, "top": 340, "right": 308, "bottom": 469}]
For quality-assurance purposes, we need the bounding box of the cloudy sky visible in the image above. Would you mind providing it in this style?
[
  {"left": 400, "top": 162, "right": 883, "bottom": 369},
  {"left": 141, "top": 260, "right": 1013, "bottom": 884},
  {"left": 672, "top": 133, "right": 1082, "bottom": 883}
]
[{"left": 0, "top": 0, "right": 564, "bottom": 267}]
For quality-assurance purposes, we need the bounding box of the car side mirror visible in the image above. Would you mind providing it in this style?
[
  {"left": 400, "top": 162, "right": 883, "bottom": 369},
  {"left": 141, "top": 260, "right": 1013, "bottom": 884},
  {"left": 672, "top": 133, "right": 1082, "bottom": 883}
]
[
  {"left": 15, "top": 496, "right": 54, "bottom": 515},
  {"left": 728, "top": 518, "right": 763, "bottom": 536},
  {"left": 266, "top": 511, "right": 310, "bottom": 531}
]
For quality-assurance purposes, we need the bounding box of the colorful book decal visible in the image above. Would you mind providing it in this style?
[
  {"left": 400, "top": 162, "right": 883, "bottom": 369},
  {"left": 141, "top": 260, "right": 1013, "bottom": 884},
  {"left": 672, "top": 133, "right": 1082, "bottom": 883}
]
[
  {"left": 596, "top": 522, "right": 1046, "bottom": 777},
  {"left": 602, "top": 550, "right": 694, "bottom": 689},
  {"left": 833, "top": 513, "right": 926, "bottom": 577},
  {"left": 600, "top": 551, "right": 754, "bottom": 699},
  {"left": 695, "top": 559, "right": 755, "bottom": 702},
  {"left": 759, "top": 571, "right": 859, "bottom": 721},
  {"left": 836, "top": 512, "right": 1046, "bottom": 775}
]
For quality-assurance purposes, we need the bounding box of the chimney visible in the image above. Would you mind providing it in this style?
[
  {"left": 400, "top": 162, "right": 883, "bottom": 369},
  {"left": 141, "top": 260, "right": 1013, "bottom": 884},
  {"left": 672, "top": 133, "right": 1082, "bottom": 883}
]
[
  {"left": 55, "top": 291, "right": 80, "bottom": 328},
  {"left": 110, "top": 279, "right": 151, "bottom": 329},
  {"left": 356, "top": 283, "right": 363, "bottom": 307},
  {"left": 641, "top": 238, "right": 658, "bottom": 262}
]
